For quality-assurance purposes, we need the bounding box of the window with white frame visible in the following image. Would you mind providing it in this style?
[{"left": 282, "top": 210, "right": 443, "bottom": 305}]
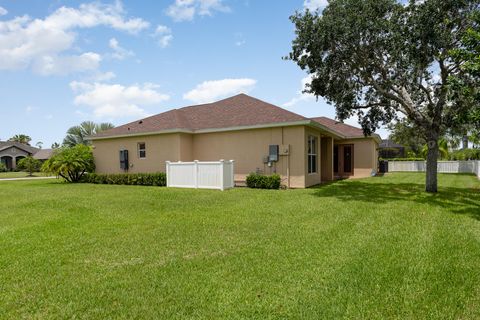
[
  {"left": 138, "top": 142, "right": 146, "bottom": 158},
  {"left": 308, "top": 135, "right": 317, "bottom": 174}
]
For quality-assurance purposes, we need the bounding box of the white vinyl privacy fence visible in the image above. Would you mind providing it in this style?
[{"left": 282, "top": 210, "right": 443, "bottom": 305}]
[
  {"left": 166, "top": 160, "right": 235, "bottom": 190},
  {"left": 388, "top": 160, "right": 480, "bottom": 178}
]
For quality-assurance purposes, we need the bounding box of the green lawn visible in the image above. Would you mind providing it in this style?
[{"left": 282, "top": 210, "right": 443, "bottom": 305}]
[
  {"left": 0, "top": 171, "right": 47, "bottom": 179},
  {"left": 0, "top": 173, "right": 479, "bottom": 319}
]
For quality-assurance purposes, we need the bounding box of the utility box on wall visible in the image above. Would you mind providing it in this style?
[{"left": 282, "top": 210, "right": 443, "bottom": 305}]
[
  {"left": 279, "top": 144, "right": 290, "bottom": 155},
  {"left": 269, "top": 145, "right": 279, "bottom": 162},
  {"left": 119, "top": 149, "right": 129, "bottom": 171}
]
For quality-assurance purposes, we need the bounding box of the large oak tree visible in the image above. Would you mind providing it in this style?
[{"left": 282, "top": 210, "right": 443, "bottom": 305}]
[{"left": 287, "top": 0, "right": 479, "bottom": 192}]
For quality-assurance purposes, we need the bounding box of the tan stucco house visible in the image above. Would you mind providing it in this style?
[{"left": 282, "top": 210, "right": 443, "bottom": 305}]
[{"left": 90, "top": 94, "right": 380, "bottom": 188}]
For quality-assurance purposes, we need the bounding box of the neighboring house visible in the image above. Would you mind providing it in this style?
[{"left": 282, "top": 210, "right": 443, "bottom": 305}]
[
  {"left": 90, "top": 94, "right": 380, "bottom": 188},
  {"left": 0, "top": 141, "right": 52, "bottom": 170},
  {"left": 379, "top": 139, "right": 405, "bottom": 159}
]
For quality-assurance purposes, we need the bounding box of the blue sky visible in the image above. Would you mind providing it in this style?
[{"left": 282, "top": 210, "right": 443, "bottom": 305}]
[{"left": 0, "top": 0, "right": 388, "bottom": 147}]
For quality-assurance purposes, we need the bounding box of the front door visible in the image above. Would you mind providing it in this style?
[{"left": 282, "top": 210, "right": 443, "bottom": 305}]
[{"left": 334, "top": 144, "right": 354, "bottom": 177}]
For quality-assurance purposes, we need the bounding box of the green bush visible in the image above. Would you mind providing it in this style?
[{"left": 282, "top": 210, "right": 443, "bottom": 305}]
[
  {"left": 42, "top": 145, "right": 94, "bottom": 183},
  {"left": 0, "top": 162, "right": 6, "bottom": 172},
  {"left": 380, "top": 157, "right": 425, "bottom": 161},
  {"left": 449, "top": 149, "right": 480, "bottom": 160},
  {"left": 246, "top": 173, "right": 281, "bottom": 189},
  {"left": 17, "top": 156, "right": 42, "bottom": 176},
  {"left": 81, "top": 172, "right": 167, "bottom": 186}
]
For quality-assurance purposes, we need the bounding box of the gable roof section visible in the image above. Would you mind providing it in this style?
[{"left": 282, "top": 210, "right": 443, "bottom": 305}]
[
  {"left": 90, "top": 94, "right": 379, "bottom": 142},
  {"left": 33, "top": 149, "right": 54, "bottom": 160},
  {"left": 92, "top": 94, "right": 308, "bottom": 139},
  {"left": 0, "top": 141, "right": 39, "bottom": 154}
]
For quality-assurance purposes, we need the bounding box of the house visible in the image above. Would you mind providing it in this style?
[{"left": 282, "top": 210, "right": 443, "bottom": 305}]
[
  {"left": 90, "top": 94, "right": 380, "bottom": 188},
  {"left": 0, "top": 141, "right": 52, "bottom": 170},
  {"left": 379, "top": 139, "right": 405, "bottom": 159}
]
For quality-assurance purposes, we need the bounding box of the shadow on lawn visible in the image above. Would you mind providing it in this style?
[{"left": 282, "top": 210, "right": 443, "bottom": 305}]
[{"left": 311, "top": 176, "right": 480, "bottom": 220}]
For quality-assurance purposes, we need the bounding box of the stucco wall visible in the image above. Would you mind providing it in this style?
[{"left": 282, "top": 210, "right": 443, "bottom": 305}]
[
  {"left": 92, "top": 133, "right": 182, "bottom": 174},
  {"left": 192, "top": 126, "right": 307, "bottom": 188},
  {"left": 335, "top": 138, "right": 378, "bottom": 178}
]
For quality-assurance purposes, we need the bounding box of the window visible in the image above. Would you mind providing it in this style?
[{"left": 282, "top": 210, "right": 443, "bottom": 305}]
[
  {"left": 138, "top": 143, "right": 146, "bottom": 158},
  {"left": 308, "top": 135, "right": 317, "bottom": 174}
]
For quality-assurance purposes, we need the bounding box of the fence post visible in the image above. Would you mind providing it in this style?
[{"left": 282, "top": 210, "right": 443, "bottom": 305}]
[
  {"left": 166, "top": 161, "right": 170, "bottom": 187},
  {"left": 230, "top": 160, "right": 235, "bottom": 188},
  {"left": 194, "top": 160, "right": 199, "bottom": 189},
  {"left": 220, "top": 159, "right": 225, "bottom": 191}
]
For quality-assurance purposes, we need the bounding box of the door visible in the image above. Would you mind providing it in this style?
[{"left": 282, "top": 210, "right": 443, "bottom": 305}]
[{"left": 334, "top": 144, "right": 354, "bottom": 177}]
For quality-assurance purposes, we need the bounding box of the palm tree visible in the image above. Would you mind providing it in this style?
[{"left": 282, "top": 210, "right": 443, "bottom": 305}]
[
  {"left": 9, "top": 134, "right": 32, "bottom": 145},
  {"left": 63, "top": 121, "right": 114, "bottom": 147}
]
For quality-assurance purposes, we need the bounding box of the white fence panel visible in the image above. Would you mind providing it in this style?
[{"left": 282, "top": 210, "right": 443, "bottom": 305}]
[
  {"left": 388, "top": 160, "right": 479, "bottom": 176},
  {"left": 166, "top": 160, "right": 234, "bottom": 190}
]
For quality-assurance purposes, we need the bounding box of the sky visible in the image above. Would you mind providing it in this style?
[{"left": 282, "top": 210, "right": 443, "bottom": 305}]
[{"left": 0, "top": 0, "right": 389, "bottom": 147}]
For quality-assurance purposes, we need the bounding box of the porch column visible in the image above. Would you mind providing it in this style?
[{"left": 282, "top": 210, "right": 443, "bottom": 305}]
[
  {"left": 321, "top": 137, "right": 334, "bottom": 181},
  {"left": 12, "top": 156, "right": 16, "bottom": 170}
]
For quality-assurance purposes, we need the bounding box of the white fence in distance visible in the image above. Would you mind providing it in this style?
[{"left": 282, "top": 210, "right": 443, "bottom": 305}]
[
  {"left": 166, "top": 160, "right": 235, "bottom": 190},
  {"left": 388, "top": 160, "right": 480, "bottom": 177}
]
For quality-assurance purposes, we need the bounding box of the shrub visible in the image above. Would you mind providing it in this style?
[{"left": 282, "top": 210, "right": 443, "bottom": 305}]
[
  {"left": 81, "top": 172, "right": 167, "bottom": 186},
  {"left": 0, "top": 162, "right": 6, "bottom": 172},
  {"left": 246, "top": 173, "right": 281, "bottom": 189},
  {"left": 42, "top": 145, "right": 94, "bottom": 183},
  {"left": 449, "top": 149, "right": 480, "bottom": 160},
  {"left": 17, "top": 156, "right": 42, "bottom": 176}
]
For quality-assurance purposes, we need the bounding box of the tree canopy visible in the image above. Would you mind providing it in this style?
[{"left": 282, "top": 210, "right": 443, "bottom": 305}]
[
  {"left": 287, "top": 0, "right": 480, "bottom": 192},
  {"left": 9, "top": 134, "right": 32, "bottom": 145},
  {"left": 63, "top": 121, "right": 114, "bottom": 147},
  {"left": 41, "top": 144, "right": 95, "bottom": 183}
]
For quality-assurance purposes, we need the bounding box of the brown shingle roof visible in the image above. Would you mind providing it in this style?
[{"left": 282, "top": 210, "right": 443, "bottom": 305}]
[
  {"left": 90, "top": 94, "right": 378, "bottom": 141},
  {"left": 0, "top": 141, "right": 39, "bottom": 154},
  {"left": 33, "top": 149, "right": 54, "bottom": 160},
  {"left": 310, "top": 117, "right": 366, "bottom": 138},
  {"left": 93, "top": 94, "right": 308, "bottom": 138}
]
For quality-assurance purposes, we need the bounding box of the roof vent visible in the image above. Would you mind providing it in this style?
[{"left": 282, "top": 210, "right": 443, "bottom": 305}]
[
  {"left": 127, "top": 127, "right": 130, "bottom": 130},
  {"left": 139, "top": 120, "right": 143, "bottom": 124}
]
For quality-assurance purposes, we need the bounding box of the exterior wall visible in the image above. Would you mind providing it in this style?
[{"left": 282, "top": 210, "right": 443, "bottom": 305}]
[
  {"left": 192, "top": 126, "right": 307, "bottom": 188},
  {"left": 335, "top": 138, "right": 378, "bottom": 178},
  {"left": 321, "top": 137, "right": 334, "bottom": 181},
  {"left": 92, "top": 133, "right": 182, "bottom": 174},
  {"left": 0, "top": 147, "right": 30, "bottom": 169}
]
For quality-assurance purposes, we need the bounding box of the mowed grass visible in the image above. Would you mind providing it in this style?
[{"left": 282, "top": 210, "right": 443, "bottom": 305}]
[
  {"left": 0, "top": 172, "right": 47, "bottom": 179},
  {"left": 0, "top": 173, "right": 479, "bottom": 319}
]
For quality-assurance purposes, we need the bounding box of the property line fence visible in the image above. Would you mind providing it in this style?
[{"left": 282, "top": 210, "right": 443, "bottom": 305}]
[
  {"left": 166, "top": 160, "right": 235, "bottom": 190},
  {"left": 388, "top": 160, "right": 480, "bottom": 178}
]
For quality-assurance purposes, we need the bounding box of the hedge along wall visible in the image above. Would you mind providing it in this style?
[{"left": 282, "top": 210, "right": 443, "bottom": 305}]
[{"left": 81, "top": 172, "right": 166, "bottom": 186}]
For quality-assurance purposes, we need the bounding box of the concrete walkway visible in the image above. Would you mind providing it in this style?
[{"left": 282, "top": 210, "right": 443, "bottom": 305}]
[{"left": 0, "top": 176, "right": 57, "bottom": 181}]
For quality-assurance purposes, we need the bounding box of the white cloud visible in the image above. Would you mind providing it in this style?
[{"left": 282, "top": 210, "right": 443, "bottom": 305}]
[
  {"left": 92, "top": 71, "right": 116, "bottom": 81},
  {"left": 32, "top": 52, "right": 101, "bottom": 75},
  {"left": 0, "top": 1, "right": 149, "bottom": 75},
  {"left": 304, "top": 0, "right": 328, "bottom": 12},
  {"left": 282, "top": 75, "right": 315, "bottom": 108},
  {"left": 166, "top": 0, "right": 230, "bottom": 22},
  {"left": 0, "top": 6, "right": 7, "bottom": 16},
  {"left": 108, "top": 38, "right": 134, "bottom": 60},
  {"left": 70, "top": 81, "right": 170, "bottom": 118},
  {"left": 183, "top": 78, "right": 256, "bottom": 104},
  {"left": 154, "top": 25, "right": 173, "bottom": 48}
]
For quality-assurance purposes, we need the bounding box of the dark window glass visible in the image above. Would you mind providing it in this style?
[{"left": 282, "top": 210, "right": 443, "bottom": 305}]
[
  {"left": 308, "top": 136, "right": 317, "bottom": 174},
  {"left": 138, "top": 143, "right": 146, "bottom": 158}
]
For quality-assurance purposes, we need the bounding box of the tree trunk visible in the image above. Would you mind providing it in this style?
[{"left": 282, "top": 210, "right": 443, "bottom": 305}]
[{"left": 425, "top": 138, "right": 439, "bottom": 193}]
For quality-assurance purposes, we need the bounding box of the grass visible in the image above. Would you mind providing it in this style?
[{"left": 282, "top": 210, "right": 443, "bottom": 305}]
[
  {"left": 0, "top": 171, "right": 47, "bottom": 179},
  {"left": 0, "top": 173, "right": 479, "bottom": 319}
]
